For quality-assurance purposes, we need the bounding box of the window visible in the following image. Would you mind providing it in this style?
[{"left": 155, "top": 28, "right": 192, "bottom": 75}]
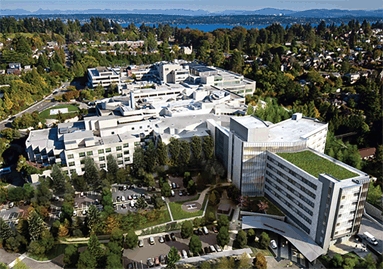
[
  {"left": 105, "top": 148, "right": 111, "bottom": 153},
  {"left": 67, "top": 154, "right": 74, "bottom": 159},
  {"left": 131, "top": 127, "right": 135, "bottom": 130},
  {"left": 124, "top": 150, "right": 130, "bottom": 155},
  {"left": 123, "top": 143, "right": 129, "bottom": 148},
  {"left": 79, "top": 152, "right": 85, "bottom": 157},
  {"left": 124, "top": 157, "right": 130, "bottom": 162},
  {"left": 134, "top": 142, "right": 140, "bottom": 146},
  {"left": 100, "top": 163, "right": 106, "bottom": 168},
  {"left": 69, "top": 161, "right": 75, "bottom": 166},
  {"left": 70, "top": 169, "right": 76, "bottom": 174},
  {"left": 117, "top": 153, "right": 122, "bottom": 158},
  {"left": 118, "top": 160, "right": 123, "bottom": 165},
  {"left": 87, "top": 151, "right": 93, "bottom": 156},
  {"left": 99, "top": 156, "right": 105, "bottom": 161},
  {"left": 116, "top": 146, "right": 122, "bottom": 151},
  {"left": 98, "top": 149, "right": 104, "bottom": 154}
]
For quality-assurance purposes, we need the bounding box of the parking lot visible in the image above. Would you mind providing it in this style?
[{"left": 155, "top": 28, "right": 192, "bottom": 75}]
[
  {"left": 123, "top": 231, "right": 218, "bottom": 268},
  {"left": 73, "top": 191, "right": 102, "bottom": 215},
  {"left": 111, "top": 184, "right": 156, "bottom": 213}
]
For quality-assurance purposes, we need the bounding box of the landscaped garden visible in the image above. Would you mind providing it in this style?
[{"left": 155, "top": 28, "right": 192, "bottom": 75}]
[{"left": 277, "top": 150, "right": 359, "bottom": 180}]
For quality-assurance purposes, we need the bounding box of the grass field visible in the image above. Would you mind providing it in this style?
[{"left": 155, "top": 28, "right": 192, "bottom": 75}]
[
  {"left": 277, "top": 150, "right": 358, "bottom": 180},
  {"left": 39, "top": 104, "right": 80, "bottom": 120},
  {"left": 169, "top": 196, "right": 207, "bottom": 220},
  {"left": 137, "top": 208, "right": 172, "bottom": 230}
]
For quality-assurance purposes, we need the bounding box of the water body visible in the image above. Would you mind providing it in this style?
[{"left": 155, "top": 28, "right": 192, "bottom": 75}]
[{"left": 120, "top": 23, "right": 276, "bottom": 31}]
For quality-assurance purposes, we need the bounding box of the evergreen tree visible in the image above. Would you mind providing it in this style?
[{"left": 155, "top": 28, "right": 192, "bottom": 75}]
[{"left": 83, "top": 157, "right": 101, "bottom": 190}]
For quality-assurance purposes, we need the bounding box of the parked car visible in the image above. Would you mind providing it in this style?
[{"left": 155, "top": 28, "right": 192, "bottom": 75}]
[
  {"left": 170, "top": 233, "right": 176, "bottom": 241},
  {"left": 270, "top": 240, "right": 277, "bottom": 249},
  {"left": 179, "top": 190, "right": 183, "bottom": 196},
  {"left": 138, "top": 239, "right": 144, "bottom": 247},
  {"left": 82, "top": 210, "right": 87, "bottom": 215},
  {"left": 121, "top": 195, "right": 126, "bottom": 201},
  {"left": 182, "top": 250, "right": 188, "bottom": 259},
  {"left": 209, "top": 245, "right": 216, "bottom": 252},
  {"left": 198, "top": 228, "right": 203, "bottom": 235},
  {"left": 204, "top": 246, "right": 210, "bottom": 254},
  {"left": 149, "top": 236, "right": 155, "bottom": 245},
  {"left": 159, "top": 254, "right": 166, "bottom": 264},
  {"left": 202, "top": 226, "right": 209, "bottom": 235},
  {"left": 147, "top": 258, "right": 154, "bottom": 268},
  {"left": 116, "top": 196, "right": 121, "bottom": 202},
  {"left": 154, "top": 256, "right": 160, "bottom": 266},
  {"left": 214, "top": 244, "right": 222, "bottom": 252},
  {"left": 212, "top": 226, "right": 218, "bottom": 233},
  {"left": 128, "top": 195, "right": 133, "bottom": 200},
  {"left": 158, "top": 236, "right": 165, "bottom": 243},
  {"left": 165, "top": 234, "right": 171, "bottom": 241}
]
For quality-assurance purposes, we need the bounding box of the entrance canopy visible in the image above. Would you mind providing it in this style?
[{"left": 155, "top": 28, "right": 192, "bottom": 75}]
[{"left": 242, "top": 216, "right": 325, "bottom": 262}]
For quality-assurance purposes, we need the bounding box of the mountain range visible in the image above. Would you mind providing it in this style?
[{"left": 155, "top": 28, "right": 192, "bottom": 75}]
[{"left": 1, "top": 8, "right": 383, "bottom": 18}]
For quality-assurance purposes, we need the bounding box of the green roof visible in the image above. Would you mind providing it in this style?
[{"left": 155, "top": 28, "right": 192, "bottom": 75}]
[{"left": 277, "top": 151, "right": 359, "bottom": 180}]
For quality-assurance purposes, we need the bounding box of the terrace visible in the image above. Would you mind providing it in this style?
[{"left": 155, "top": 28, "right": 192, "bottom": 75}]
[{"left": 277, "top": 150, "right": 359, "bottom": 180}]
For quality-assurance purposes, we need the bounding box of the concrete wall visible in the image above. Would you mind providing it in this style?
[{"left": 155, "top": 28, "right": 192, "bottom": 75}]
[{"left": 365, "top": 202, "right": 383, "bottom": 222}]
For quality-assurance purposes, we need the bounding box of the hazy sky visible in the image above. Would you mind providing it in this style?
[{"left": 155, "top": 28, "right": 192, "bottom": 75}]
[{"left": 2, "top": 0, "right": 382, "bottom": 11}]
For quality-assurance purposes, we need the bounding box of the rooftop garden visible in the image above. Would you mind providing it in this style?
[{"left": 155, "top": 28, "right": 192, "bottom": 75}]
[{"left": 277, "top": 150, "right": 359, "bottom": 180}]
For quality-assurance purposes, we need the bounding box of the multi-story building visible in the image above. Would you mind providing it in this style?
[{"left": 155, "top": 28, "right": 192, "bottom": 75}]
[
  {"left": 265, "top": 150, "right": 369, "bottom": 251},
  {"left": 214, "top": 113, "right": 328, "bottom": 196},
  {"left": 87, "top": 67, "right": 120, "bottom": 88}
]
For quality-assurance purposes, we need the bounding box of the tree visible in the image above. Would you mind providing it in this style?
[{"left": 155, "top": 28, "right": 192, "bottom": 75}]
[
  {"left": 7, "top": 187, "right": 25, "bottom": 202},
  {"left": 181, "top": 221, "right": 193, "bottom": 239},
  {"left": 28, "top": 210, "right": 46, "bottom": 241},
  {"left": 77, "top": 249, "right": 97, "bottom": 269},
  {"left": 106, "top": 253, "right": 122, "bottom": 269},
  {"left": 217, "top": 214, "right": 230, "bottom": 230},
  {"left": 179, "top": 140, "right": 191, "bottom": 168},
  {"left": 190, "top": 136, "right": 202, "bottom": 163},
  {"left": 187, "top": 179, "right": 196, "bottom": 195},
  {"left": 237, "top": 252, "right": 251, "bottom": 269},
  {"left": 259, "top": 232, "right": 270, "bottom": 249},
  {"left": 161, "top": 181, "right": 172, "bottom": 197},
  {"left": 235, "top": 229, "right": 248, "bottom": 248},
  {"left": 144, "top": 141, "right": 157, "bottom": 172},
  {"left": 88, "top": 233, "right": 104, "bottom": 259},
  {"left": 51, "top": 164, "right": 66, "bottom": 195},
  {"left": 331, "top": 254, "right": 343, "bottom": 268},
  {"left": 253, "top": 252, "right": 267, "bottom": 269},
  {"left": 63, "top": 244, "right": 79, "bottom": 268},
  {"left": 86, "top": 205, "right": 100, "bottom": 234},
  {"left": 188, "top": 235, "right": 202, "bottom": 256},
  {"left": 217, "top": 226, "right": 230, "bottom": 247},
  {"left": 203, "top": 136, "right": 214, "bottom": 160},
  {"left": 156, "top": 141, "right": 168, "bottom": 166},
  {"left": 247, "top": 228, "right": 255, "bottom": 242},
  {"left": 166, "top": 246, "right": 180, "bottom": 269},
  {"left": 106, "top": 154, "right": 118, "bottom": 181},
  {"left": 168, "top": 137, "right": 180, "bottom": 166},
  {"left": 136, "top": 196, "right": 147, "bottom": 209},
  {"left": 83, "top": 157, "right": 101, "bottom": 190},
  {"left": 125, "top": 229, "right": 138, "bottom": 249},
  {"left": 200, "top": 261, "right": 211, "bottom": 269},
  {"left": 0, "top": 218, "right": 14, "bottom": 242}
]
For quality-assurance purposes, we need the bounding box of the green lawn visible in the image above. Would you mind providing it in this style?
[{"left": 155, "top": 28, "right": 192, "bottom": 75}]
[
  {"left": 39, "top": 104, "right": 80, "bottom": 120},
  {"left": 277, "top": 150, "right": 358, "bottom": 180},
  {"left": 137, "top": 208, "right": 172, "bottom": 230},
  {"left": 169, "top": 196, "right": 207, "bottom": 220}
]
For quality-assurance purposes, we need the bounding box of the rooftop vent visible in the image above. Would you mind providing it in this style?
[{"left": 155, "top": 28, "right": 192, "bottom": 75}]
[{"left": 292, "top": 113, "right": 303, "bottom": 121}]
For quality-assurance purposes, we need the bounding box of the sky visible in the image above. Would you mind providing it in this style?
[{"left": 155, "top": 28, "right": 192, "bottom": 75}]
[{"left": 1, "top": 0, "right": 382, "bottom": 12}]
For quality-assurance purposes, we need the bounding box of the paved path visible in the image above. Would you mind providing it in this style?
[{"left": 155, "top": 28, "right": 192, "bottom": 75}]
[{"left": 8, "top": 253, "right": 27, "bottom": 268}]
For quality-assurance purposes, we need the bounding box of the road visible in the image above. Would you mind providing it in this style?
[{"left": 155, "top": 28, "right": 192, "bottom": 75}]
[
  {"left": 0, "top": 81, "right": 70, "bottom": 131},
  {"left": 358, "top": 216, "right": 383, "bottom": 255}
]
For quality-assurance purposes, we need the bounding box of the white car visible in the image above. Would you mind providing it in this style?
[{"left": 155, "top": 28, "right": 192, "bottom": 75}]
[
  {"left": 121, "top": 195, "right": 126, "bottom": 201},
  {"left": 270, "top": 240, "right": 277, "bottom": 249}
]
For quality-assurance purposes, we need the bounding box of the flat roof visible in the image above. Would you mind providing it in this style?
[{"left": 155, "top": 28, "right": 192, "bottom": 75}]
[
  {"left": 277, "top": 150, "right": 359, "bottom": 180},
  {"left": 242, "top": 215, "right": 325, "bottom": 262},
  {"left": 268, "top": 117, "right": 327, "bottom": 143}
]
